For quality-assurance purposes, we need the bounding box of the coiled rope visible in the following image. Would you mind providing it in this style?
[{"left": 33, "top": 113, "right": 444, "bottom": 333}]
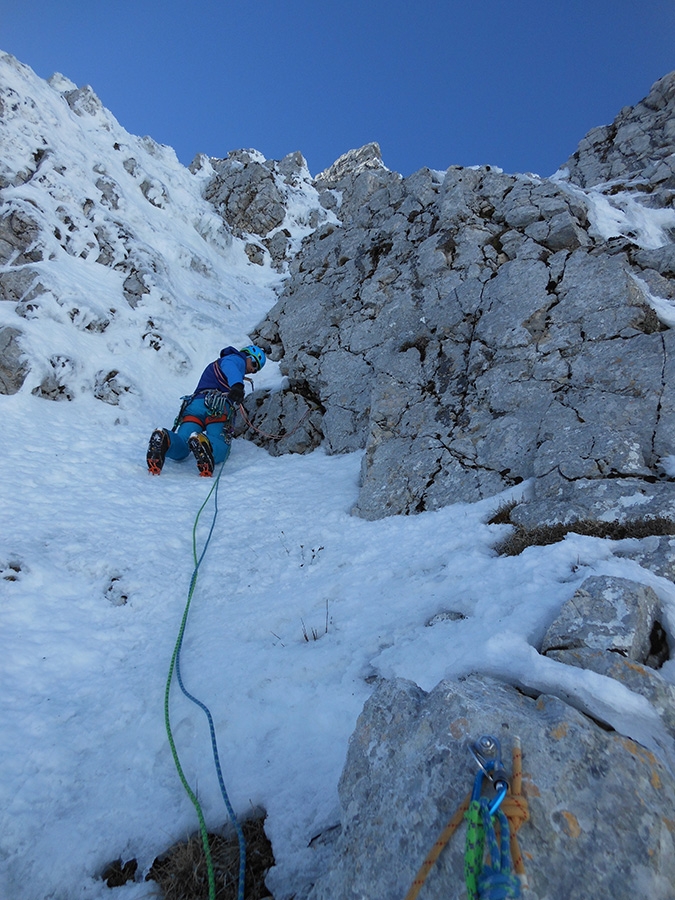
[{"left": 163, "top": 461, "right": 246, "bottom": 900}]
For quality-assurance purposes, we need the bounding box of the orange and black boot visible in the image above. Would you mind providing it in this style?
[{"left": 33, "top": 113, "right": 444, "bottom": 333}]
[
  {"left": 188, "top": 432, "right": 215, "bottom": 477},
  {"left": 147, "top": 428, "right": 170, "bottom": 475}
]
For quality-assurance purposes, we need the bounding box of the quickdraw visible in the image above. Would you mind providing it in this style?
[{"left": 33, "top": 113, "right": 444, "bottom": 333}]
[
  {"left": 404, "top": 736, "right": 529, "bottom": 900},
  {"left": 464, "top": 736, "right": 521, "bottom": 900}
]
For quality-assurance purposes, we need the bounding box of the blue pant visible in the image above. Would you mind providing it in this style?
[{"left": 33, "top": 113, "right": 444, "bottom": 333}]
[{"left": 166, "top": 397, "right": 234, "bottom": 465}]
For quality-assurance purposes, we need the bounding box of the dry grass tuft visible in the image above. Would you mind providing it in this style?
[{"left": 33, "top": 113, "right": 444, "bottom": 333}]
[
  {"left": 492, "top": 514, "right": 675, "bottom": 556},
  {"left": 146, "top": 813, "right": 274, "bottom": 900}
]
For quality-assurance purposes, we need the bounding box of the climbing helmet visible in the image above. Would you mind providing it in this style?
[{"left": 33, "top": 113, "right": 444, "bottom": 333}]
[{"left": 241, "top": 344, "right": 266, "bottom": 372}]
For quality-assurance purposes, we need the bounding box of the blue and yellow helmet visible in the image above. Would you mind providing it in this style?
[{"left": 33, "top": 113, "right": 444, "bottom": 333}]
[{"left": 240, "top": 344, "right": 266, "bottom": 371}]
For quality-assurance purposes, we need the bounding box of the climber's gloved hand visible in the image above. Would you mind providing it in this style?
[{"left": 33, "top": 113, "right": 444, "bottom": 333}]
[{"left": 227, "top": 383, "right": 245, "bottom": 406}]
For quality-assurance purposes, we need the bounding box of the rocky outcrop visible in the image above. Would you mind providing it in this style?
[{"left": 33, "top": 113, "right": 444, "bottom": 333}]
[
  {"left": 198, "top": 148, "right": 333, "bottom": 270},
  {"left": 307, "top": 676, "right": 675, "bottom": 900},
  {"left": 306, "top": 575, "right": 675, "bottom": 900},
  {"left": 250, "top": 105, "right": 675, "bottom": 523},
  {"left": 0, "top": 325, "right": 28, "bottom": 394},
  {"left": 540, "top": 575, "right": 659, "bottom": 660},
  {"left": 562, "top": 71, "right": 675, "bottom": 192}
]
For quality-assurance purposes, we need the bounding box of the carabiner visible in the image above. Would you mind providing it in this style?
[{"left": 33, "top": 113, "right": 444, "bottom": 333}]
[{"left": 469, "top": 734, "right": 509, "bottom": 814}]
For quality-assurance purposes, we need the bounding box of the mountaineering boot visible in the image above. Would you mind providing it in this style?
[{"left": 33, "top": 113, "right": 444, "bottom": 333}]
[
  {"left": 147, "top": 428, "right": 170, "bottom": 475},
  {"left": 188, "top": 432, "right": 215, "bottom": 477}
]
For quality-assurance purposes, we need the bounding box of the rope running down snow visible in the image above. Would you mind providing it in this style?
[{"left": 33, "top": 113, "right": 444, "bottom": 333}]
[{"left": 163, "top": 460, "right": 246, "bottom": 900}]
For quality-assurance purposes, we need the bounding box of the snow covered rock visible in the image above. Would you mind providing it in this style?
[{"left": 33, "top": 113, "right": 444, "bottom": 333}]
[
  {"left": 540, "top": 575, "right": 659, "bottom": 660},
  {"left": 545, "top": 649, "right": 675, "bottom": 744},
  {"left": 0, "top": 51, "right": 284, "bottom": 406}
]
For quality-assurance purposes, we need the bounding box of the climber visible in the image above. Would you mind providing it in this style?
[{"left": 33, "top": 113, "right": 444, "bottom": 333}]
[{"left": 146, "top": 344, "right": 266, "bottom": 477}]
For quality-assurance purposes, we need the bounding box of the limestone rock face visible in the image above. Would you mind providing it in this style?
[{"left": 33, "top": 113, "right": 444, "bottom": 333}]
[
  {"left": 242, "top": 72, "right": 675, "bottom": 521},
  {"left": 562, "top": 71, "right": 675, "bottom": 191},
  {"left": 307, "top": 676, "right": 675, "bottom": 900},
  {"left": 251, "top": 85, "right": 675, "bottom": 520}
]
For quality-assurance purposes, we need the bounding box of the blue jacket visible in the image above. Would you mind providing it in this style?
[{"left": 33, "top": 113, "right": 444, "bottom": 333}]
[{"left": 193, "top": 347, "right": 247, "bottom": 395}]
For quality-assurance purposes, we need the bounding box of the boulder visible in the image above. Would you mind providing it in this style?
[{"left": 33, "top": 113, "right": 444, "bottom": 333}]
[
  {"left": 308, "top": 676, "right": 675, "bottom": 900},
  {"left": 539, "top": 575, "right": 659, "bottom": 661}
]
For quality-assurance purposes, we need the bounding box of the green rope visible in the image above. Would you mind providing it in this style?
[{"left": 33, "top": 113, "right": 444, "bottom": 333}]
[
  {"left": 464, "top": 799, "right": 485, "bottom": 900},
  {"left": 163, "top": 476, "right": 221, "bottom": 900},
  {"left": 465, "top": 798, "right": 521, "bottom": 900}
]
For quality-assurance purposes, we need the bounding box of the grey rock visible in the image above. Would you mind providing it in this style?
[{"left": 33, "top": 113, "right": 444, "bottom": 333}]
[
  {"left": 239, "top": 389, "right": 324, "bottom": 455},
  {"left": 540, "top": 575, "right": 659, "bottom": 660},
  {"left": 204, "top": 150, "right": 288, "bottom": 237},
  {"left": 63, "top": 84, "right": 104, "bottom": 118},
  {"left": 314, "top": 141, "right": 385, "bottom": 188},
  {"left": 613, "top": 535, "right": 675, "bottom": 582},
  {"left": 121, "top": 268, "right": 151, "bottom": 307},
  {"left": 0, "top": 267, "right": 42, "bottom": 304},
  {"left": 510, "top": 479, "right": 675, "bottom": 530},
  {"left": 263, "top": 229, "right": 291, "bottom": 269},
  {"left": 0, "top": 207, "right": 43, "bottom": 264},
  {"left": 563, "top": 72, "right": 675, "bottom": 189},
  {"left": 308, "top": 675, "right": 675, "bottom": 900},
  {"left": 244, "top": 242, "right": 266, "bottom": 266},
  {"left": 95, "top": 175, "right": 121, "bottom": 210},
  {"left": 0, "top": 326, "right": 29, "bottom": 394}
]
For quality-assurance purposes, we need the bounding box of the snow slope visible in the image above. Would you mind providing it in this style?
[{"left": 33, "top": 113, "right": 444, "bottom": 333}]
[{"left": 1, "top": 53, "right": 675, "bottom": 900}]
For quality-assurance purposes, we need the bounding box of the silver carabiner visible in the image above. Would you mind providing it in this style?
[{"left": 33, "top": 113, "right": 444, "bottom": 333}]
[{"left": 469, "top": 735, "right": 509, "bottom": 814}]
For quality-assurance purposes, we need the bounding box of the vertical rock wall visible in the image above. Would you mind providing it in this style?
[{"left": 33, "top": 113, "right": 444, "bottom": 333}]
[{"left": 251, "top": 76, "right": 675, "bottom": 521}]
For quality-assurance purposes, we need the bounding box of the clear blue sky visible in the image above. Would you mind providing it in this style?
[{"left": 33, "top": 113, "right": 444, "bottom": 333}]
[{"left": 2, "top": 0, "right": 674, "bottom": 178}]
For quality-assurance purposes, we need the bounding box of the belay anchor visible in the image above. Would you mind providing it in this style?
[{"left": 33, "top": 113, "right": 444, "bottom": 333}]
[
  {"left": 404, "top": 734, "right": 529, "bottom": 900},
  {"left": 464, "top": 735, "right": 521, "bottom": 900}
]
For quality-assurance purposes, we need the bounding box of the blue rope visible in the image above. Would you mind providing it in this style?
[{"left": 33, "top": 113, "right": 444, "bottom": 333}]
[
  {"left": 476, "top": 798, "right": 521, "bottom": 900},
  {"left": 171, "top": 459, "right": 247, "bottom": 900}
]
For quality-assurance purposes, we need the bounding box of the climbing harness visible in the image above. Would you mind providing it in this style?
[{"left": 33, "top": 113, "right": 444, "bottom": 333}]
[
  {"left": 172, "top": 390, "right": 238, "bottom": 428},
  {"left": 404, "top": 736, "right": 529, "bottom": 900},
  {"left": 164, "top": 461, "right": 246, "bottom": 900}
]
